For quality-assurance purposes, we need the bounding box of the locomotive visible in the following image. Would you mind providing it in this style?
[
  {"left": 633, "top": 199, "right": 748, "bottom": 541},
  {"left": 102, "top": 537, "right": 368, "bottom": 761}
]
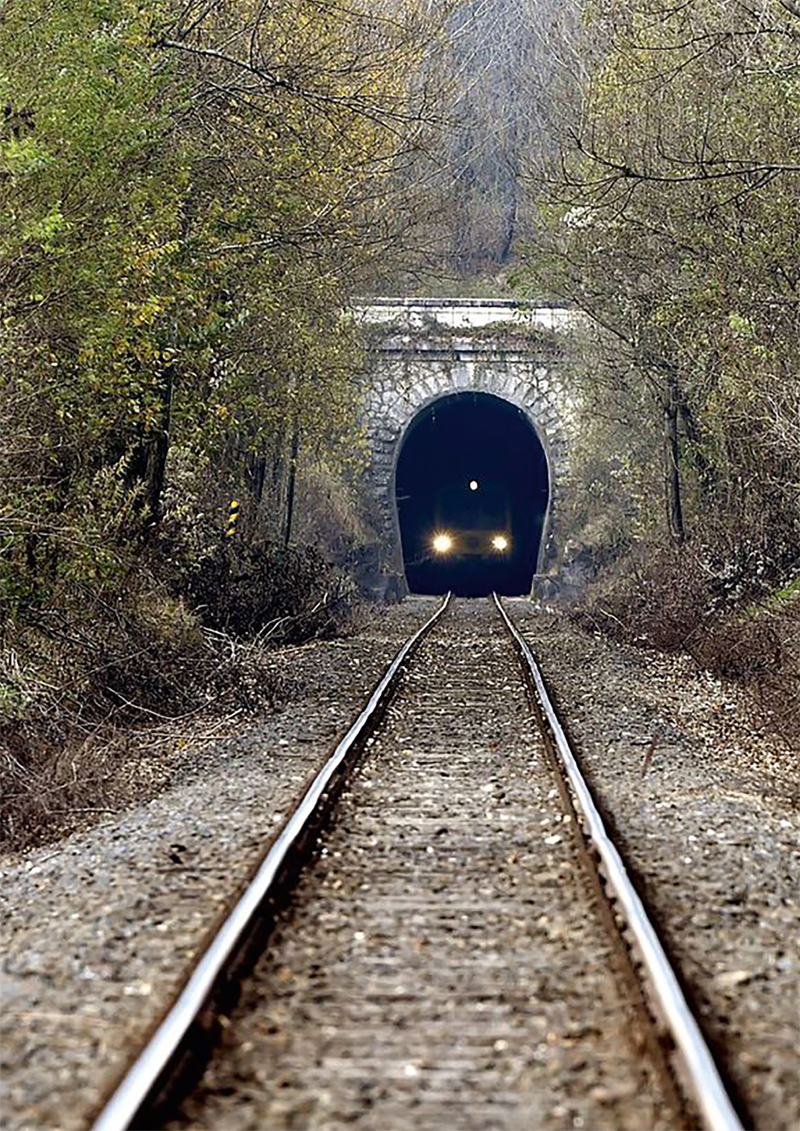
[{"left": 426, "top": 478, "right": 512, "bottom": 563}]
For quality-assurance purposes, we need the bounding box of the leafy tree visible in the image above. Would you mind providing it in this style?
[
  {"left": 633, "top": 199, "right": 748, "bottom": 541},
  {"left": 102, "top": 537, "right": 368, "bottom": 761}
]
[
  {"left": 0, "top": 0, "right": 445, "bottom": 617},
  {"left": 523, "top": 0, "right": 800, "bottom": 575}
]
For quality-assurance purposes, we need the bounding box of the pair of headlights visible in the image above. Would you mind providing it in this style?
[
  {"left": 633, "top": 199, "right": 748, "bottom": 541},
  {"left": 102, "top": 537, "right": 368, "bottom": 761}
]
[{"left": 432, "top": 533, "right": 509, "bottom": 554}]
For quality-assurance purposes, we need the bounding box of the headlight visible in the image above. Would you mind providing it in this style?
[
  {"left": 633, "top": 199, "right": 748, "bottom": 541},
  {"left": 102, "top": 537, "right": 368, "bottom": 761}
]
[
  {"left": 432, "top": 533, "right": 453, "bottom": 554},
  {"left": 491, "top": 535, "right": 509, "bottom": 551}
]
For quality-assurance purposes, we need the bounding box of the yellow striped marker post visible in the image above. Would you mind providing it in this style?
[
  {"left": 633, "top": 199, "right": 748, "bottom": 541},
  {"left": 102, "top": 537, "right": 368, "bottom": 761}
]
[{"left": 225, "top": 499, "right": 240, "bottom": 540}]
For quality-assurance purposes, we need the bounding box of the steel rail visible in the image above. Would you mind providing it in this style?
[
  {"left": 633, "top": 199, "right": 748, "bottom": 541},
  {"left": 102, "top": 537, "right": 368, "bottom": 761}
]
[
  {"left": 493, "top": 593, "right": 744, "bottom": 1131},
  {"left": 91, "top": 592, "right": 451, "bottom": 1131}
]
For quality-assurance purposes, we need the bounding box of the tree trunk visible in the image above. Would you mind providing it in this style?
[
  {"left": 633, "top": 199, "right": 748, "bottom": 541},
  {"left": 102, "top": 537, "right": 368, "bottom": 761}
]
[
  {"left": 678, "top": 398, "right": 715, "bottom": 501},
  {"left": 248, "top": 453, "right": 267, "bottom": 505},
  {"left": 283, "top": 418, "right": 300, "bottom": 548},
  {"left": 664, "top": 374, "right": 685, "bottom": 544},
  {"left": 125, "top": 364, "right": 174, "bottom": 524}
]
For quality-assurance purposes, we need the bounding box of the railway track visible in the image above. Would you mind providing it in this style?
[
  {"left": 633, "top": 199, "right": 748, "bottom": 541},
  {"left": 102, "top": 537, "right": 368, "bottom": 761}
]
[{"left": 91, "top": 596, "right": 745, "bottom": 1131}]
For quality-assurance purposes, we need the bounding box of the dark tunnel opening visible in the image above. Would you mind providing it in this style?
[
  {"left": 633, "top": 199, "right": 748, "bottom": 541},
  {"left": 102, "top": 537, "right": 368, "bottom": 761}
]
[{"left": 395, "top": 392, "right": 550, "bottom": 596}]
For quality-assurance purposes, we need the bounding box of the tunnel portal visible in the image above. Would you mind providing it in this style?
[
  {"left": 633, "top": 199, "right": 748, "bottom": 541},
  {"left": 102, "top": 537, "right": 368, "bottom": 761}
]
[{"left": 395, "top": 393, "right": 549, "bottom": 596}]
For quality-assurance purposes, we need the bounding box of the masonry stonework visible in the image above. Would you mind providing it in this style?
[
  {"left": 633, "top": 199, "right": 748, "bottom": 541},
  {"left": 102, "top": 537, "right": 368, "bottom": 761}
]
[{"left": 355, "top": 300, "right": 575, "bottom": 598}]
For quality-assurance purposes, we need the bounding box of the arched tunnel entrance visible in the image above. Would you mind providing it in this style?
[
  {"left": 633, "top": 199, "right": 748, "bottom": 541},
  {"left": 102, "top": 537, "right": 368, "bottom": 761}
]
[{"left": 395, "top": 392, "right": 550, "bottom": 596}]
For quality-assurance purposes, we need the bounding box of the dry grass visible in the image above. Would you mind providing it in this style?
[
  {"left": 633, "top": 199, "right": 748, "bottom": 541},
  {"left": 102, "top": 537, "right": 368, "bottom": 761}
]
[
  {"left": 0, "top": 548, "right": 360, "bottom": 851},
  {"left": 572, "top": 542, "right": 800, "bottom": 740},
  {"left": 687, "top": 601, "right": 800, "bottom": 739}
]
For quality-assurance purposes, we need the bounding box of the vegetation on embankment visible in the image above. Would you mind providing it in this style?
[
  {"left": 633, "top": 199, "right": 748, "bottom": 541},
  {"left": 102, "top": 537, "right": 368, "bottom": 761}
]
[
  {"left": 4, "top": 0, "right": 799, "bottom": 841},
  {"left": 0, "top": 0, "right": 445, "bottom": 848},
  {"left": 569, "top": 547, "right": 800, "bottom": 740},
  {"left": 519, "top": 0, "right": 800, "bottom": 738},
  {"left": 0, "top": 543, "right": 361, "bottom": 850},
  {"left": 1, "top": 0, "right": 443, "bottom": 611}
]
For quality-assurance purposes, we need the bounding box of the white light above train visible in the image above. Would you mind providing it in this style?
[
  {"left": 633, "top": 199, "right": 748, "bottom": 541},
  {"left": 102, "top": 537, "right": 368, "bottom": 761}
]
[
  {"left": 492, "top": 535, "right": 509, "bottom": 551},
  {"left": 469, "top": 479, "right": 479, "bottom": 491}
]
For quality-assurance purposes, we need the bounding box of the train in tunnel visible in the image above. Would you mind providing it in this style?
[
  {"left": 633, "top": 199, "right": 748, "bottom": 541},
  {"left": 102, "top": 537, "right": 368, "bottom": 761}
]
[
  {"left": 427, "top": 479, "right": 511, "bottom": 561},
  {"left": 403, "top": 476, "right": 534, "bottom": 597},
  {"left": 395, "top": 392, "right": 549, "bottom": 597}
]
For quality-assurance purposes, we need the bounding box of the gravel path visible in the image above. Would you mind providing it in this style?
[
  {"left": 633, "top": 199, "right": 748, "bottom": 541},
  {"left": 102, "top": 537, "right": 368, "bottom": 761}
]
[
  {"left": 169, "top": 599, "right": 681, "bottom": 1131},
  {"left": 510, "top": 600, "right": 800, "bottom": 1131},
  {"left": 0, "top": 600, "right": 439, "bottom": 1131}
]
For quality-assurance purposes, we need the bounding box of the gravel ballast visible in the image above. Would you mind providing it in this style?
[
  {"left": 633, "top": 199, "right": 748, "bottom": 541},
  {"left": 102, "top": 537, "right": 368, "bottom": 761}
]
[
  {"left": 2, "top": 596, "right": 798, "bottom": 1131},
  {"left": 509, "top": 600, "right": 800, "bottom": 1131},
  {"left": 169, "top": 600, "right": 682, "bottom": 1131},
  {"left": 1, "top": 600, "right": 439, "bottom": 1131}
]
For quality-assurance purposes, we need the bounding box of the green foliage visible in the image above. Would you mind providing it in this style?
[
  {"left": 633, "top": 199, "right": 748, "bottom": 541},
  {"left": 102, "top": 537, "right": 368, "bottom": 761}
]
[
  {"left": 525, "top": 0, "right": 800, "bottom": 573},
  {"left": 766, "top": 577, "right": 800, "bottom": 608},
  {"left": 1, "top": 0, "right": 439, "bottom": 621}
]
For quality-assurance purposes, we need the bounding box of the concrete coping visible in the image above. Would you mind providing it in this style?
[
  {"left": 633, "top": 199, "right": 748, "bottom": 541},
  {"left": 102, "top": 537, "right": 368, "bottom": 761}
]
[{"left": 352, "top": 296, "right": 571, "bottom": 310}]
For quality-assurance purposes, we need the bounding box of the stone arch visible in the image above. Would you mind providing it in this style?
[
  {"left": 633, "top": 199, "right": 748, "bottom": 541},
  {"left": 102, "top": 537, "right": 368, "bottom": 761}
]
[{"left": 363, "top": 346, "right": 570, "bottom": 595}]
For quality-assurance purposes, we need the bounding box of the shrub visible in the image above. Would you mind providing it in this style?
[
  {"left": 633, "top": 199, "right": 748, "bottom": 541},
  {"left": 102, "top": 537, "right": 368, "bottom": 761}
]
[
  {"left": 0, "top": 564, "right": 286, "bottom": 849},
  {"left": 572, "top": 539, "right": 800, "bottom": 739},
  {"left": 688, "top": 598, "right": 800, "bottom": 739},
  {"left": 570, "top": 544, "right": 712, "bottom": 652},
  {"left": 178, "top": 539, "right": 358, "bottom": 642}
]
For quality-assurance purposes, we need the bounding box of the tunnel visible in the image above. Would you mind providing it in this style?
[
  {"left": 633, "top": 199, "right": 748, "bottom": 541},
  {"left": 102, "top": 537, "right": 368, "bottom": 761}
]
[{"left": 395, "top": 392, "right": 550, "bottom": 596}]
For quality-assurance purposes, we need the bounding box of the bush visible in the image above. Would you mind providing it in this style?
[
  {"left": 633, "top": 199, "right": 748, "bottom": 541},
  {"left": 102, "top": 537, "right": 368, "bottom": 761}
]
[
  {"left": 570, "top": 544, "right": 712, "bottom": 652},
  {"left": 0, "top": 537, "right": 360, "bottom": 851},
  {"left": 572, "top": 539, "right": 800, "bottom": 739},
  {"left": 0, "top": 385, "right": 365, "bottom": 853},
  {"left": 179, "top": 539, "right": 358, "bottom": 642},
  {"left": 0, "top": 564, "right": 285, "bottom": 849},
  {"left": 688, "top": 598, "right": 800, "bottom": 739}
]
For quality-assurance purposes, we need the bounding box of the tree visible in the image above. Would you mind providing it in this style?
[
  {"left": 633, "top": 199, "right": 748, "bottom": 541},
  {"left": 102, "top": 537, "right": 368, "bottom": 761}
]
[
  {"left": 522, "top": 0, "right": 800, "bottom": 565},
  {"left": 0, "top": 0, "right": 448, "bottom": 615}
]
